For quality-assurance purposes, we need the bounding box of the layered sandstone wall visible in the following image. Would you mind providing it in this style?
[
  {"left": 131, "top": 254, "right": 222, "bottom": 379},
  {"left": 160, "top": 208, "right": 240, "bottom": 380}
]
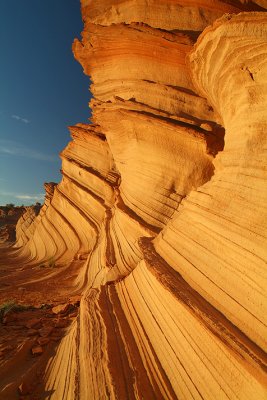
[{"left": 14, "top": 1, "right": 267, "bottom": 399}]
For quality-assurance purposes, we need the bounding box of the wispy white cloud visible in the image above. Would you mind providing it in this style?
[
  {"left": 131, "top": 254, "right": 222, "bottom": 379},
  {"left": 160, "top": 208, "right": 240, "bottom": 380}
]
[
  {"left": 0, "top": 191, "right": 44, "bottom": 201},
  {"left": 0, "top": 140, "right": 58, "bottom": 162},
  {"left": 15, "top": 194, "right": 44, "bottom": 201},
  {"left": 12, "top": 114, "right": 30, "bottom": 124}
]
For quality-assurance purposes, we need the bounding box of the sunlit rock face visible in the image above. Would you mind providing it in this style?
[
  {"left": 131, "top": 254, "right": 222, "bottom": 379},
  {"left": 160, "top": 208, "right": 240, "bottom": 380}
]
[{"left": 15, "top": 1, "right": 267, "bottom": 399}]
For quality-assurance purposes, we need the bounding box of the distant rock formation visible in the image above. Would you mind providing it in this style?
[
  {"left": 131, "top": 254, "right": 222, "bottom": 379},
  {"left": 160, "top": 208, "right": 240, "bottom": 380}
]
[
  {"left": 15, "top": 203, "right": 42, "bottom": 249},
  {"left": 11, "top": 1, "right": 267, "bottom": 399},
  {"left": 0, "top": 206, "right": 26, "bottom": 243}
]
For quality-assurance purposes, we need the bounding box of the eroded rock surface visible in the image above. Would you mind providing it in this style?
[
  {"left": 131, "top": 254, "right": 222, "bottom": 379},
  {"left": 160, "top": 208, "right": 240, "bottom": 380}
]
[
  {"left": 0, "top": 206, "right": 28, "bottom": 244},
  {"left": 1, "top": 1, "right": 267, "bottom": 399}
]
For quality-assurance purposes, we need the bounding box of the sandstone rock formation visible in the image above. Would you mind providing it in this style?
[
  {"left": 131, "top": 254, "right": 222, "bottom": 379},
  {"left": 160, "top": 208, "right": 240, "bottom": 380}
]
[
  {"left": 0, "top": 206, "right": 26, "bottom": 243},
  {"left": 1, "top": 1, "right": 267, "bottom": 399}
]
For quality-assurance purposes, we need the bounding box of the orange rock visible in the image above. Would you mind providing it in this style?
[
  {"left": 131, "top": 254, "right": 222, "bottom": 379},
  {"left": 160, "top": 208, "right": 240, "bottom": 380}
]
[
  {"left": 68, "top": 312, "right": 78, "bottom": 318},
  {"left": 69, "top": 295, "right": 81, "bottom": 305},
  {"left": 37, "top": 337, "right": 50, "bottom": 346},
  {"left": 31, "top": 346, "right": 43, "bottom": 356},
  {"left": 38, "top": 326, "right": 54, "bottom": 337},
  {"left": 52, "top": 303, "right": 70, "bottom": 315}
]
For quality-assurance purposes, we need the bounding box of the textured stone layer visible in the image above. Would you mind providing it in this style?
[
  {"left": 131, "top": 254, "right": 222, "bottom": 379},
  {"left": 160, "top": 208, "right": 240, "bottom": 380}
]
[{"left": 11, "top": 1, "right": 267, "bottom": 399}]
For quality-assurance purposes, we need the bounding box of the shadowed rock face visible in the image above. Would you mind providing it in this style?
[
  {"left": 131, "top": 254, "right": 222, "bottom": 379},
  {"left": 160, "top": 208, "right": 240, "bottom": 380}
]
[
  {"left": 0, "top": 206, "right": 25, "bottom": 243},
  {"left": 8, "top": 1, "right": 267, "bottom": 399}
]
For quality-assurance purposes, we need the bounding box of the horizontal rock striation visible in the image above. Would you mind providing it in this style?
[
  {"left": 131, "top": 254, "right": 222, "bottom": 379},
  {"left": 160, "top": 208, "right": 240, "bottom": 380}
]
[{"left": 9, "top": 1, "right": 267, "bottom": 399}]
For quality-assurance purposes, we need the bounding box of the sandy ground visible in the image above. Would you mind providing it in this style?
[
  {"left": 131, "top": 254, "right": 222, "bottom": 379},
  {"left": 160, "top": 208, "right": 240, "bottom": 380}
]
[{"left": 0, "top": 242, "right": 82, "bottom": 400}]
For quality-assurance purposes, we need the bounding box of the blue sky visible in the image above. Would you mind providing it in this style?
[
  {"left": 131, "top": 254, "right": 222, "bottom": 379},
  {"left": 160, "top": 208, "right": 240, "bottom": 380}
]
[{"left": 0, "top": 0, "right": 91, "bottom": 205}]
